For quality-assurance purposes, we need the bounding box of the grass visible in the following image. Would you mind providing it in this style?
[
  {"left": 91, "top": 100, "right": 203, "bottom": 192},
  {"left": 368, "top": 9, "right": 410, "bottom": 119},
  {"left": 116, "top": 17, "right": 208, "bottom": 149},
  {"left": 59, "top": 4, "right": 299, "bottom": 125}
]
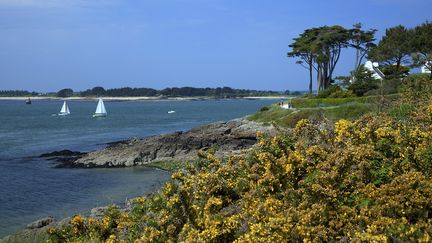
[
  {"left": 247, "top": 104, "right": 295, "bottom": 126},
  {"left": 290, "top": 96, "right": 370, "bottom": 108},
  {"left": 290, "top": 94, "right": 400, "bottom": 108},
  {"left": 247, "top": 95, "right": 400, "bottom": 128}
]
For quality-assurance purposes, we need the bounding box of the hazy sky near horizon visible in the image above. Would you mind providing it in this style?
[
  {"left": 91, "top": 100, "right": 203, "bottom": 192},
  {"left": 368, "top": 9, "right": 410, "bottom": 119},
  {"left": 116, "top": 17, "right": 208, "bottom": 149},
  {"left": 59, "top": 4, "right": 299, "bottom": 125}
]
[{"left": 0, "top": 0, "right": 431, "bottom": 92}]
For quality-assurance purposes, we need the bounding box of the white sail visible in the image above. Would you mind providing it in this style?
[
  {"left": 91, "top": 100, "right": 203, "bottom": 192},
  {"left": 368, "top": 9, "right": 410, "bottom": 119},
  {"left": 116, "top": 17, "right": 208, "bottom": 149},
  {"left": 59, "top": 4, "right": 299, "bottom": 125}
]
[
  {"left": 59, "top": 101, "right": 70, "bottom": 115},
  {"left": 94, "top": 98, "right": 107, "bottom": 116}
]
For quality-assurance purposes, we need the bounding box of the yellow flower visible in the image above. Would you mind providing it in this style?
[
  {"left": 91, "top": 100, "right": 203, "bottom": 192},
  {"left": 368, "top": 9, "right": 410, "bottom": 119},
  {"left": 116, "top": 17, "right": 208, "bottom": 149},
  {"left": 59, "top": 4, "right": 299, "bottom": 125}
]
[{"left": 71, "top": 214, "right": 84, "bottom": 226}]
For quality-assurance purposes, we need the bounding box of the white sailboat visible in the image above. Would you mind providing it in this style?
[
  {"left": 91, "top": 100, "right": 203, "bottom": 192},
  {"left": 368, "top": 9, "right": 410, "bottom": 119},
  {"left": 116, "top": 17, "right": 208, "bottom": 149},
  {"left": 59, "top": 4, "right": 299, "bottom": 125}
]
[
  {"left": 58, "top": 101, "right": 71, "bottom": 116},
  {"left": 93, "top": 98, "right": 107, "bottom": 117}
]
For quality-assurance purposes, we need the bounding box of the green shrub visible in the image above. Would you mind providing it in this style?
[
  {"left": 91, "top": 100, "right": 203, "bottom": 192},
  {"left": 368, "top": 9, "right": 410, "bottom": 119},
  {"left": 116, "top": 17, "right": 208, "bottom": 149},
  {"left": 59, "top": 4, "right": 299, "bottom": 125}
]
[
  {"left": 348, "top": 66, "right": 380, "bottom": 96},
  {"left": 260, "top": 106, "right": 270, "bottom": 112}
]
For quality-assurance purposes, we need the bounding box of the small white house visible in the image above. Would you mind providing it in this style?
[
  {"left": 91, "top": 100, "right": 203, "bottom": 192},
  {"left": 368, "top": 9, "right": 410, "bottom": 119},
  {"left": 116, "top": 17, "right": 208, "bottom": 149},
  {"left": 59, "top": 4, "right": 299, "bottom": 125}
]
[
  {"left": 364, "top": 61, "right": 385, "bottom": 80},
  {"left": 421, "top": 62, "right": 431, "bottom": 74}
]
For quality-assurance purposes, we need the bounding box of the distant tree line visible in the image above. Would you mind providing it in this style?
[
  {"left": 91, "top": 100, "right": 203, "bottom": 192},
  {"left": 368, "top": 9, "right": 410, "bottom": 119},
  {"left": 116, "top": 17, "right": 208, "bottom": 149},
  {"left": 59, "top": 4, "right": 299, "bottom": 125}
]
[
  {"left": 288, "top": 21, "right": 432, "bottom": 95},
  {"left": 0, "top": 90, "right": 39, "bottom": 96},
  {"left": 70, "top": 86, "right": 286, "bottom": 98},
  {"left": 1, "top": 87, "right": 303, "bottom": 98}
]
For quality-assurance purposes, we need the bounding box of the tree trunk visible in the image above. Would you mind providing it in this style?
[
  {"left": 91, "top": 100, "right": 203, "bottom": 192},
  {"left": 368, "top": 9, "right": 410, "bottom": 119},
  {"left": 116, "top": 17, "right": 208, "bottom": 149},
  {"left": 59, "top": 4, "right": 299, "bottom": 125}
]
[
  {"left": 309, "top": 62, "right": 313, "bottom": 95},
  {"left": 395, "top": 59, "right": 401, "bottom": 79},
  {"left": 354, "top": 47, "right": 360, "bottom": 72},
  {"left": 317, "top": 65, "right": 322, "bottom": 94},
  {"left": 324, "top": 62, "right": 329, "bottom": 89}
]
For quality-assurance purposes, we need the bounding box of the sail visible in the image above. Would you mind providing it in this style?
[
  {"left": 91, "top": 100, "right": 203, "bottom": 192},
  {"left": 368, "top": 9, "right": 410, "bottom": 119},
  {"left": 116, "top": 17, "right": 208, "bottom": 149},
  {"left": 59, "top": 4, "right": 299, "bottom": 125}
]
[
  {"left": 95, "top": 98, "right": 107, "bottom": 114},
  {"left": 60, "top": 101, "right": 70, "bottom": 114},
  {"left": 65, "top": 103, "right": 70, "bottom": 114}
]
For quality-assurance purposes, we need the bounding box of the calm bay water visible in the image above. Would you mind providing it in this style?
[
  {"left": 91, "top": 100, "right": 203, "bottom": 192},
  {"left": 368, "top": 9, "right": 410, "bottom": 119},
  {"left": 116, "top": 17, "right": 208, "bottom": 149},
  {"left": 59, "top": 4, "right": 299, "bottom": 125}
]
[{"left": 0, "top": 99, "right": 277, "bottom": 237}]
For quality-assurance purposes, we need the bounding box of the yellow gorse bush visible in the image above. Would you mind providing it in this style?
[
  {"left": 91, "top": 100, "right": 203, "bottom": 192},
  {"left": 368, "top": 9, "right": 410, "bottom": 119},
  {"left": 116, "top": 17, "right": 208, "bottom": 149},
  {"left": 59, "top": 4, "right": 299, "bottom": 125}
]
[{"left": 48, "top": 77, "right": 432, "bottom": 242}]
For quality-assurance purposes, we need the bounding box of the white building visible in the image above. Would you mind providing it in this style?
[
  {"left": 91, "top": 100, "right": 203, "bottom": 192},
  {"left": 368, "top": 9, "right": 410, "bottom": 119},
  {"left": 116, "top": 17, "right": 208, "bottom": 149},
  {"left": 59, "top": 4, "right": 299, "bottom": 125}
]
[
  {"left": 364, "top": 61, "right": 385, "bottom": 80},
  {"left": 421, "top": 62, "right": 431, "bottom": 74}
]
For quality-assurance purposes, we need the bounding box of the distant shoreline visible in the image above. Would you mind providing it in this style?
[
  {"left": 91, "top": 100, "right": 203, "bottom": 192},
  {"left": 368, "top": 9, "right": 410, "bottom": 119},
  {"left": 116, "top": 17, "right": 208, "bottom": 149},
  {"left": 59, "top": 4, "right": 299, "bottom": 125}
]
[{"left": 0, "top": 96, "right": 290, "bottom": 101}]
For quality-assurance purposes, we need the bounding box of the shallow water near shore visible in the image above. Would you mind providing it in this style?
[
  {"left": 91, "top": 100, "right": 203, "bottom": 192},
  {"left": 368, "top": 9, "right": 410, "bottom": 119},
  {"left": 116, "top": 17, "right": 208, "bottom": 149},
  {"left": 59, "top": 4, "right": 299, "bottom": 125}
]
[{"left": 0, "top": 99, "right": 278, "bottom": 237}]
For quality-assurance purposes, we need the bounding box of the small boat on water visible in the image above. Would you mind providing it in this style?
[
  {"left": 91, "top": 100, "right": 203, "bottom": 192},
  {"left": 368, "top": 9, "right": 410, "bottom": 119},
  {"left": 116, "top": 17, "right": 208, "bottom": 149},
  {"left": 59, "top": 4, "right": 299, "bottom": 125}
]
[
  {"left": 58, "top": 101, "right": 71, "bottom": 116},
  {"left": 93, "top": 98, "right": 107, "bottom": 117},
  {"left": 167, "top": 110, "right": 175, "bottom": 114},
  {"left": 25, "top": 98, "right": 31, "bottom": 104}
]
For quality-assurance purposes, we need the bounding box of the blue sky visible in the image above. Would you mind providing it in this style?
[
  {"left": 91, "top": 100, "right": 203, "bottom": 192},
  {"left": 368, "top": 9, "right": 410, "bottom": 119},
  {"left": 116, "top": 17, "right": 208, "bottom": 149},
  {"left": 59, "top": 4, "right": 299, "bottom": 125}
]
[{"left": 0, "top": 0, "right": 431, "bottom": 92}]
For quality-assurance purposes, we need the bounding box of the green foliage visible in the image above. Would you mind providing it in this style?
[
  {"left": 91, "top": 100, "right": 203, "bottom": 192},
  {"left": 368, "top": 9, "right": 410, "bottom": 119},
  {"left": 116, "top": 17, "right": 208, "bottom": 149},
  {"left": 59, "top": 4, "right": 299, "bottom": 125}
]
[
  {"left": 291, "top": 96, "right": 369, "bottom": 108},
  {"left": 411, "top": 21, "right": 432, "bottom": 78},
  {"left": 260, "top": 106, "right": 270, "bottom": 112},
  {"left": 403, "top": 73, "right": 429, "bottom": 83},
  {"left": 388, "top": 103, "right": 414, "bottom": 121},
  {"left": 56, "top": 88, "right": 74, "bottom": 98},
  {"left": 368, "top": 25, "right": 412, "bottom": 73},
  {"left": 348, "top": 66, "right": 380, "bottom": 96},
  {"left": 349, "top": 23, "right": 377, "bottom": 72},
  {"left": 362, "top": 78, "right": 403, "bottom": 96},
  {"left": 288, "top": 25, "right": 352, "bottom": 93},
  {"left": 316, "top": 85, "right": 354, "bottom": 98},
  {"left": 381, "top": 64, "right": 410, "bottom": 78}
]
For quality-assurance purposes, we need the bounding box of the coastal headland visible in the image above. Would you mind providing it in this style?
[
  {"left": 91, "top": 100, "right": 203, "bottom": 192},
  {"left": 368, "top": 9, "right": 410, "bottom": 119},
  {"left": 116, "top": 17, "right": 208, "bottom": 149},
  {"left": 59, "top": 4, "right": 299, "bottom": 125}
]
[
  {"left": 0, "top": 116, "right": 280, "bottom": 242},
  {"left": 44, "top": 118, "right": 279, "bottom": 168}
]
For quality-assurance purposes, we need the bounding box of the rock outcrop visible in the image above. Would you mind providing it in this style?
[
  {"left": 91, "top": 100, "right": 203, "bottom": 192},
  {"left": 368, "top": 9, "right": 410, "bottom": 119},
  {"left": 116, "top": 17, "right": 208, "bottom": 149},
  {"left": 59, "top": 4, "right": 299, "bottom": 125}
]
[
  {"left": 65, "top": 118, "right": 278, "bottom": 168},
  {"left": 26, "top": 217, "right": 55, "bottom": 229}
]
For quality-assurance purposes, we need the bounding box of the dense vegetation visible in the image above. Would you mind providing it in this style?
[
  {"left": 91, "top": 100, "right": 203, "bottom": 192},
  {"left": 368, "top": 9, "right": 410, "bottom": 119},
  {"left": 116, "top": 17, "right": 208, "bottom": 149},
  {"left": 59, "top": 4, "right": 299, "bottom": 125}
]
[
  {"left": 288, "top": 21, "right": 432, "bottom": 96},
  {"left": 47, "top": 75, "right": 432, "bottom": 242}
]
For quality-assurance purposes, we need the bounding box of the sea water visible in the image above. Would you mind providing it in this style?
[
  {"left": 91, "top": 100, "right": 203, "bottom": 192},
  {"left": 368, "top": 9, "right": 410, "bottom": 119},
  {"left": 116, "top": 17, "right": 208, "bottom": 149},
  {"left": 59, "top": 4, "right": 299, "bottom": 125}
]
[{"left": 0, "top": 99, "right": 277, "bottom": 237}]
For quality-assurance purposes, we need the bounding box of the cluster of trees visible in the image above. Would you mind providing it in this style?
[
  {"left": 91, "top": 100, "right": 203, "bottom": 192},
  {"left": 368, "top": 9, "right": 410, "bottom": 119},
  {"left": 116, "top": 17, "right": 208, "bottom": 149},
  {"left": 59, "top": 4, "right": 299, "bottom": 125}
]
[
  {"left": 58, "top": 86, "right": 284, "bottom": 98},
  {"left": 0, "top": 90, "right": 38, "bottom": 97},
  {"left": 288, "top": 21, "right": 432, "bottom": 95},
  {"left": 56, "top": 88, "right": 74, "bottom": 98},
  {"left": 369, "top": 22, "right": 432, "bottom": 79},
  {"left": 288, "top": 23, "right": 376, "bottom": 94}
]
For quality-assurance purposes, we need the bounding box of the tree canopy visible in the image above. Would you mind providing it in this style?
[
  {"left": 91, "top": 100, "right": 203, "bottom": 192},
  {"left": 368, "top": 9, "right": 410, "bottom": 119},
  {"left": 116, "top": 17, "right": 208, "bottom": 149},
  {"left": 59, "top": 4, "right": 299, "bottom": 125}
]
[
  {"left": 368, "top": 25, "right": 412, "bottom": 78},
  {"left": 288, "top": 25, "right": 354, "bottom": 94},
  {"left": 349, "top": 23, "right": 377, "bottom": 73},
  {"left": 56, "top": 88, "right": 74, "bottom": 98},
  {"left": 411, "top": 21, "right": 432, "bottom": 79},
  {"left": 288, "top": 21, "right": 432, "bottom": 95}
]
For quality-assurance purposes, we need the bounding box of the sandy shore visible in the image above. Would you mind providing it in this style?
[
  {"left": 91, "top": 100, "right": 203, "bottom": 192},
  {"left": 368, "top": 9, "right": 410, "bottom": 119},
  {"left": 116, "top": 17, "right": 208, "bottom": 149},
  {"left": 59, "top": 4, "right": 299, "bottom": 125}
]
[{"left": 0, "top": 96, "right": 290, "bottom": 101}]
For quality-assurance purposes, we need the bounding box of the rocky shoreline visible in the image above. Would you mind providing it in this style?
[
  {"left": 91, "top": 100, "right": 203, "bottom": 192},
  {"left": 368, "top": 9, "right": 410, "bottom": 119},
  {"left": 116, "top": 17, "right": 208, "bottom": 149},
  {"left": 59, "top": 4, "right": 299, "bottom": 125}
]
[
  {"left": 44, "top": 118, "right": 278, "bottom": 168},
  {"left": 1, "top": 118, "right": 279, "bottom": 242}
]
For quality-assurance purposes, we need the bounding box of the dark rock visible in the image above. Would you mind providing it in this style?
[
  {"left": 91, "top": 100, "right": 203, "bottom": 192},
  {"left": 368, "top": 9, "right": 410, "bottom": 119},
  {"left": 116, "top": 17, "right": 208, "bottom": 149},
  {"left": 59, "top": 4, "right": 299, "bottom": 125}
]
[
  {"left": 26, "top": 216, "right": 55, "bottom": 229},
  {"left": 39, "top": 149, "right": 86, "bottom": 168},
  {"left": 40, "top": 150, "right": 84, "bottom": 158}
]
